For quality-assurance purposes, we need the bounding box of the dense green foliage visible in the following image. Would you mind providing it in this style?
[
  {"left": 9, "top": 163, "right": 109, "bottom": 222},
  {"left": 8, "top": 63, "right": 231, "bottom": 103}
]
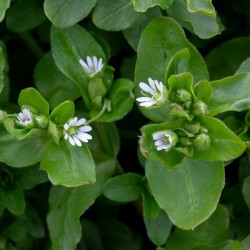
[{"left": 0, "top": 0, "right": 250, "bottom": 249}]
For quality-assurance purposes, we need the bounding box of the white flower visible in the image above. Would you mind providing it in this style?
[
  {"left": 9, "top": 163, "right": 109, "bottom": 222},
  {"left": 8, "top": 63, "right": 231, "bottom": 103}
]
[
  {"left": 64, "top": 117, "right": 92, "bottom": 147},
  {"left": 17, "top": 109, "right": 33, "bottom": 127},
  {"left": 79, "top": 56, "right": 104, "bottom": 77},
  {"left": 136, "top": 78, "right": 167, "bottom": 107},
  {"left": 152, "top": 130, "right": 178, "bottom": 151}
]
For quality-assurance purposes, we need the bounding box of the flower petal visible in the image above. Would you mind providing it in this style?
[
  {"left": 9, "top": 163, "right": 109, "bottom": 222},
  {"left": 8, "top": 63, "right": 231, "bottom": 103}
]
[
  {"left": 78, "top": 125, "right": 92, "bottom": 132},
  {"left": 139, "top": 100, "right": 156, "bottom": 107},
  {"left": 79, "top": 59, "right": 89, "bottom": 71},
  {"left": 73, "top": 135, "right": 82, "bottom": 147},
  {"left": 139, "top": 82, "right": 154, "bottom": 95},
  {"left": 69, "top": 117, "right": 78, "bottom": 126},
  {"left": 148, "top": 78, "right": 156, "bottom": 90},
  {"left": 77, "top": 132, "right": 92, "bottom": 141},
  {"left": 93, "top": 56, "right": 98, "bottom": 68},
  {"left": 75, "top": 118, "right": 86, "bottom": 126},
  {"left": 156, "top": 144, "right": 171, "bottom": 151},
  {"left": 87, "top": 56, "right": 93, "bottom": 68},
  {"left": 152, "top": 131, "right": 165, "bottom": 140},
  {"left": 136, "top": 97, "right": 153, "bottom": 102},
  {"left": 68, "top": 135, "right": 75, "bottom": 146}
]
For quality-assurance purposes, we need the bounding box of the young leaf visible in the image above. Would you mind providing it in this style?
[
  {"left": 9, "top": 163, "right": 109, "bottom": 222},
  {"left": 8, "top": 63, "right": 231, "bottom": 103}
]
[
  {"left": 0, "top": 182, "right": 25, "bottom": 215},
  {"left": 144, "top": 210, "right": 172, "bottom": 246},
  {"left": 44, "top": 0, "right": 97, "bottom": 28},
  {"left": 167, "top": 0, "right": 220, "bottom": 39},
  {"left": 18, "top": 87, "right": 50, "bottom": 117},
  {"left": 49, "top": 101, "right": 75, "bottom": 125},
  {"left": 208, "top": 73, "right": 250, "bottom": 115},
  {"left": 0, "top": 0, "right": 10, "bottom": 22},
  {"left": 103, "top": 173, "right": 143, "bottom": 202},
  {"left": 92, "top": 78, "right": 134, "bottom": 122},
  {"left": 135, "top": 17, "right": 208, "bottom": 121},
  {"left": 192, "top": 117, "right": 246, "bottom": 161},
  {"left": 145, "top": 158, "right": 225, "bottom": 230},
  {"left": 6, "top": 0, "right": 46, "bottom": 32},
  {"left": 165, "top": 48, "right": 190, "bottom": 81},
  {"left": 92, "top": 0, "right": 142, "bottom": 31},
  {"left": 41, "top": 140, "right": 96, "bottom": 187},
  {"left": 47, "top": 160, "right": 115, "bottom": 250},
  {"left": 131, "top": 0, "right": 173, "bottom": 12},
  {"left": 34, "top": 52, "right": 80, "bottom": 109}
]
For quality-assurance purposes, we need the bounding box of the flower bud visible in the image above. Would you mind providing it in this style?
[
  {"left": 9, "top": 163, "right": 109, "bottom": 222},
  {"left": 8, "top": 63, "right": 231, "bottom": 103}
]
[
  {"left": 192, "top": 101, "right": 208, "bottom": 116},
  {"left": 179, "top": 137, "right": 193, "bottom": 147},
  {"left": 35, "top": 115, "right": 48, "bottom": 128},
  {"left": 170, "top": 89, "right": 192, "bottom": 103},
  {"left": 184, "top": 122, "right": 200, "bottom": 134},
  {"left": 194, "top": 133, "right": 210, "bottom": 151}
]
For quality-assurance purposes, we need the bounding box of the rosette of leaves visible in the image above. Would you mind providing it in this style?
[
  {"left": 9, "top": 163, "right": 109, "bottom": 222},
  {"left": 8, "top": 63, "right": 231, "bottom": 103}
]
[
  {"left": 48, "top": 24, "right": 134, "bottom": 122},
  {"left": 0, "top": 88, "right": 95, "bottom": 187},
  {"left": 134, "top": 17, "right": 248, "bottom": 231}
]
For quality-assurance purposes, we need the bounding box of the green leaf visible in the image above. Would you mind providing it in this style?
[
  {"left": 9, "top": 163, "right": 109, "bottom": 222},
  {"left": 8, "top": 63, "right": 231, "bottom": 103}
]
[
  {"left": 51, "top": 25, "right": 105, "bottom": 107},
  {"left": 135, "top": 17, "right": 208, "bottom": 122},
  {"left": 6, "top": 0, "right": 46, "bottom": 32},
  {"left": 165, "top": 48, "right": 190, "bottom": 81},
  {"left": 92, "top": 78, "right": 134, "bottom": 122},
  {"left": 145, "top": 158, "right": 225, "bottom": 229},
  {"left": 0, "top": 45, "right": 6, "bottom": 94},
  {"left": 123, "top": 7, "right": 162, "bottom": 51},
  {"left": 50, "top": 101, "right": 75, "bottom": 125},
  {"left": 41, "top": 140, "right": 96, "bottom": 187},
  {"left": 18, "top": 87, "right": 49, "bottom": 117},
  {"left": 236, "top": 57, "right": 250, "bottom": 74},
  {"left": 192, "top": 116, "right": 246, "bottom": 162},
  {"left": 242, "top": 177, "right": 250, "bottom": 209},
  {"left": 131, "top": 0, "right": 173, "bottom": 12},
  {"left": 242, "top": 235, "right": 250, "bottom": 250},
  {"left": 103, "top": 173, "right": 142, "bottom": 202},
  {"left": 92, "top": 0, "right": 142, "bottom": 31},
  {"left": 191, "top": 240, "right": 243, "bottom": 250},
  {"left": 25, "top": 204, "right": 45, "bottom": 238},
  {"left": 3, "top": 219, "right": 27, "bottom": 241},
  {"left": 0, "top": 126, "right": 47, "bottom": 167},
  {"left": 47, "top": 160, "right": 115, "bottom": 250},
  {"left": 167, "top": 0, "right": 220, "bottom": 39},
  {"left": 142, "top": 188, "right": 161, "bottom": 220},
  {"left": 34, "top": 52, "right": 80, "bottom": 109},
  {"left": 0, "top": 0, "right": 10, "bottom": 22},
  {"left": 166, "top": 204, "right": 230, "bottom": 249},
  {"left": 205, "top": 37, "right": 250, "bottom": 80},
  {"left": 44, "top": 0, "right": 97, "bottom": 28},
  {"left": 12, "top": 165, "right": 48, "bottom": 190},
  {"left": 90, "top": 122, "right": 120, "bottom": 160},
  {"left": 144, "top": 210, "right": 172, "bottom": 246},
  {"left": 208, "top": 73, "right": 250, "bottom": 115},
  {"left": 0, "top": 182, "right": 25, "bottom": 215},
  {"left": 186, "top": 0, "right": 215, "bottom": 13}
]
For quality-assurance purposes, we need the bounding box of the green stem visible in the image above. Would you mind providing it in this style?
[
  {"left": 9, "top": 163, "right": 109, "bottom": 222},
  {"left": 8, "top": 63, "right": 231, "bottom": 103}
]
[
  {"left": 19, "top": 32, "right": 44, "bottom": 59},
  {"left": 86, "top": 99, "right": 110, "bottom": 124}
]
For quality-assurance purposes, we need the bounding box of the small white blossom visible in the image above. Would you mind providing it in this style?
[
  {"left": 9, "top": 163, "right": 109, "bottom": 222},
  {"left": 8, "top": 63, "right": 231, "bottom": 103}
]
[
  {"left": 64, "top": 117, "right": 92, "bottom": 147},
  {"left": 17, "top": 109, "right": 33, "bottom": 127},
  {"left": 79, "top": 56, "right": 104, "bottom": 77},
  {"left": 136, "top": 78, "right": 167, "bottom": 107},
  {"left": 152, "top": 130, "right": 177, "bottom": 151}
]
